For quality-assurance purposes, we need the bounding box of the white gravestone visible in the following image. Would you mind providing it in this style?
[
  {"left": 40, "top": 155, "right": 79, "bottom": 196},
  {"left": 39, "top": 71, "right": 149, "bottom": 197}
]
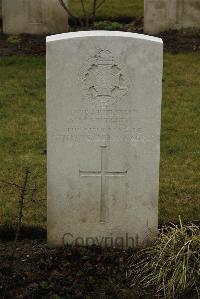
[
  {"left": 2, "top": 0, "right": 68, "bottom": 35},
  {"left": 47, "top": 31, "right": 163, "bottom": 248},
  {"left": 144, "top": 0, "right": 200, "bottom": 34}
]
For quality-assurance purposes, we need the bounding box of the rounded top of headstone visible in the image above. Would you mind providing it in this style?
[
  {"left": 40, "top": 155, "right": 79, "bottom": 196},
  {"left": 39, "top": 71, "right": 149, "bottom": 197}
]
[{"left": 46, "top": 31, "right": 163, "bottom": 44}]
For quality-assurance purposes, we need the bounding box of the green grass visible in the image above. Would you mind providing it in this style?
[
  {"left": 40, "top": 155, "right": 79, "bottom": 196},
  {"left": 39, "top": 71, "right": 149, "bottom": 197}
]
[
  {"left": 160, "top": 52, "right": 200, "bottom": 225},
  {"left": 0, "top": 57, "right": 46, "bottom": 227},
  {"left": 69, "top": 0, "right": 144, "bottom": 19},
  {"left": 0, "top": 53, "right": 200, "bottom": 228}
]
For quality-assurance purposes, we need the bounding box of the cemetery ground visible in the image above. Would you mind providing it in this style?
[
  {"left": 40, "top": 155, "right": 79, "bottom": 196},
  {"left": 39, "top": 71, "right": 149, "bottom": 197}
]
[
  {"left": 1, "top": 52, "right": 200, "bottom": 228},
  {"left": 0, "top": 48, "right": 200, "bottom": 298}
]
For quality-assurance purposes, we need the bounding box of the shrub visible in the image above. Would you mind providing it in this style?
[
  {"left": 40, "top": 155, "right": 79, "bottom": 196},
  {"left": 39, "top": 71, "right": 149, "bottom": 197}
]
[
  {"left": 7, "top": 35, "right": 22, "bottom": 44},
  {"left": 93, "top": 21, "right": 123, "bottom": 30},
  {"left": 128, "top": 221, "right": 200, "bottom": 298}
]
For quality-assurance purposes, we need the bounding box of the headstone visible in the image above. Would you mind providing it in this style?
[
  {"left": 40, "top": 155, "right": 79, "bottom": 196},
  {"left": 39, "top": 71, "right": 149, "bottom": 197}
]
[
  {"left": 2, "top": 0, "right": 68, "bottom": 35},
  {"left": 47, "top": 31, "right": 163, "bottom": 248},
  {"left": 144, "top": 0, "right": 200, "bottom": 34}
]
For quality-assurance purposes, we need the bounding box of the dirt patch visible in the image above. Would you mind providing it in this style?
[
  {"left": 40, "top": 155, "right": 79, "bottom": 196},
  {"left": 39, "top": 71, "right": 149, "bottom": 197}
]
[
  {"left": 0, "top": 240, "right": 140, "bottom": 299},
  {"left": 0, "top": 34, "right": 46, "bottom": 56},
  {"left": 0, "top": 226, "right": 46, "bottom": 241},
  {"left": 160, "top": 30, "right": 200, "bottom": 52}
]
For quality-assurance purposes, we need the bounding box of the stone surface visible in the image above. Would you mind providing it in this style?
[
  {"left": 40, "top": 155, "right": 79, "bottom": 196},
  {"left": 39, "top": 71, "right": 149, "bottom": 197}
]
[
  {"left": 46, "top": 31, "right": 163, "bottom": 248},
  {"left": 144, "top": 0, "right": 200, "bottom": 34},
  {"left": 2, "top": 0, "right": 68, "bottom": 34}
]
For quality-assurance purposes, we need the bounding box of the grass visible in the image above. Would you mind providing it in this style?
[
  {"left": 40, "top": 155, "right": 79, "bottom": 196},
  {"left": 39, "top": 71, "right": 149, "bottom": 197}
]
[
  {"left": 69, "top": 0, "right": 144, "bottom": 19},
  {"left": 0, "top": 52, "right": 200, "bottom": 228},
  {"left": 0, "top": 57, "right": 46, "bottom": 227},
  {"left": 129, "top": 221, "right": 200, "bottom": 298},
  {"left": 160, "top": 52, "right": 200, "bottom": 225}
]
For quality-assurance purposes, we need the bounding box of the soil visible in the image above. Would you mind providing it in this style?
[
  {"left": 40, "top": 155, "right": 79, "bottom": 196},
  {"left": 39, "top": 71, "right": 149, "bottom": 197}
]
[
  {"left": 0, "top": 33, "right": 46, "bottom": 56},
  {"left": 0, "top": 240, "right": 141, "bottom": 299},
  {"left": 160, "top": 30, "right": 200, "bottom": 53},
  {"left": 0, "top": 21, "right": 200, "bottom": 56}
]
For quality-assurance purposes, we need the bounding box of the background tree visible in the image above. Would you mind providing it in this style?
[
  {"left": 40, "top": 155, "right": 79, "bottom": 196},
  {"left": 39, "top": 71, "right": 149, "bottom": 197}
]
[{"left": 58, "top": 0, "right": 107, "bottom": 27}]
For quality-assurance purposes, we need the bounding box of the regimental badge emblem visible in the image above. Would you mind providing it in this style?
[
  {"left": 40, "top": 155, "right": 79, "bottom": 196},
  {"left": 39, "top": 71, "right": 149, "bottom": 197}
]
[{"left": 79, "top": 49, "right": 130, "bottom": 108}]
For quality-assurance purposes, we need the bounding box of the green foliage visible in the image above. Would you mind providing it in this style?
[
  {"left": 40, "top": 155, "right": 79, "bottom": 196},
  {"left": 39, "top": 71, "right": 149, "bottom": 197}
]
[
  {"left": 94, "top": 21, "right": 123, "bottom": 30},
  {"left": 7, "top": 35, "right": 22, "bottom": 45},
  {"left": 128, "top": 222, "right": 200, "bottom": 298}
]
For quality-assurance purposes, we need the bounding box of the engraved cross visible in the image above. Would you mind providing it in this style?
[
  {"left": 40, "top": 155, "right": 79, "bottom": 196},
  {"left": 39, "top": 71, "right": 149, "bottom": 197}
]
[{"left": 79, "top": 146, "right": 127, "bottom": 223}]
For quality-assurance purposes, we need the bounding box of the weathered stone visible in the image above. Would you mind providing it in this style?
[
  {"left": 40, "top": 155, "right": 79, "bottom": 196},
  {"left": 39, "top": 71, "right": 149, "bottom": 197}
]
[
  {"left": 144, "top": 0, "right": 200, "bottom": 34},
  {"left": 2, "top": 0, "right": 68, "bottom": 34},
  {"left": 46, "top": 31, "right": 163, "bottom": 248}
]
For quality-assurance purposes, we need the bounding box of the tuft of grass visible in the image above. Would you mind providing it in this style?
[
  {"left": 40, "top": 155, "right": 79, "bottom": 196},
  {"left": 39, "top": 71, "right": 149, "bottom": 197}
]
[{"left": 128, "top": 221, "right": 200, "bottom": 298}]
